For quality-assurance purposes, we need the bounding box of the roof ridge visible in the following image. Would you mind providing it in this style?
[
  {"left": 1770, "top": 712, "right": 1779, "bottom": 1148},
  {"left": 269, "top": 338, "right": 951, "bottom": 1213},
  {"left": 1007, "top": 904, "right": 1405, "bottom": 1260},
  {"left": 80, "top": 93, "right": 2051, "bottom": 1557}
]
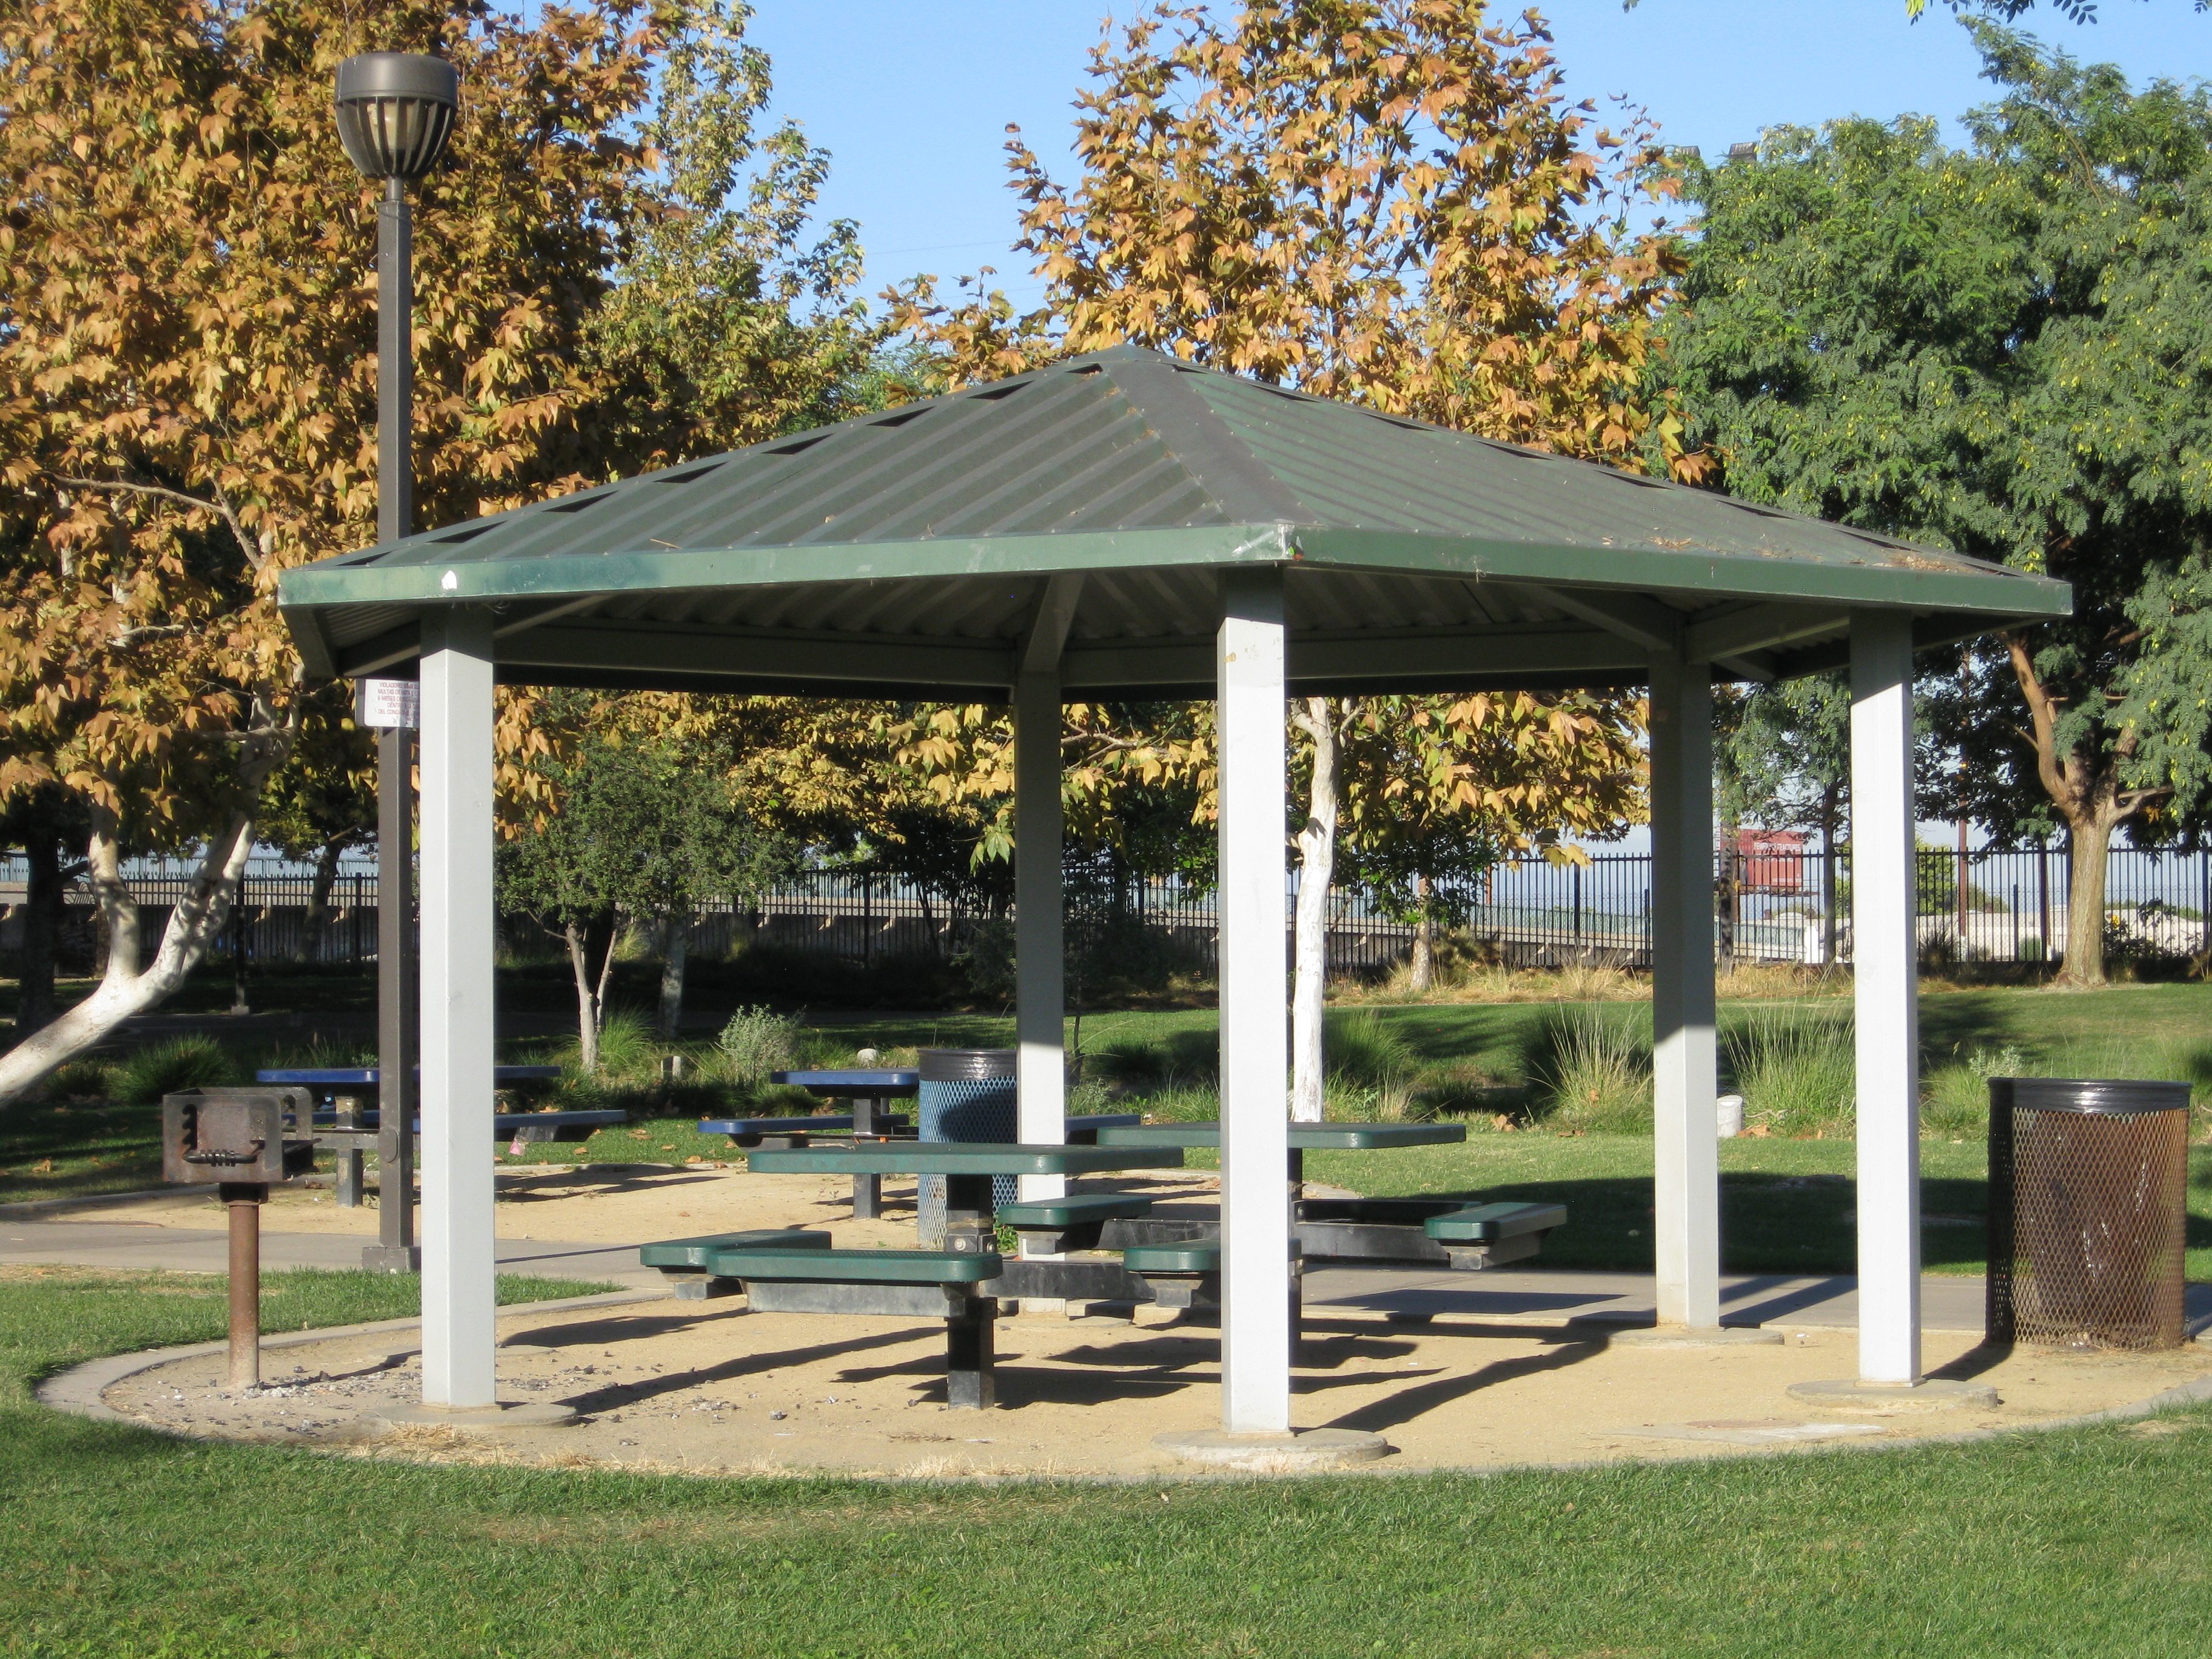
[{"left": 1093, "top": 351, "right": 1312, "bottom": 527}]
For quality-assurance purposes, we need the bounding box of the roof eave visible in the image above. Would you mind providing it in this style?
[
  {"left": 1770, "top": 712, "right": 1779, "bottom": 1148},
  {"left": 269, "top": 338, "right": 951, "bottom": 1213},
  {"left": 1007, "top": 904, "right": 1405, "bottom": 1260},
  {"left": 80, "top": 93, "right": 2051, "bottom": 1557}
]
[
  {"left": 1287, "top": 529, "right": 2073, "bottom": 621},
  {"left": 280, "top": 522, "right": 2070, "bottom": 624}
]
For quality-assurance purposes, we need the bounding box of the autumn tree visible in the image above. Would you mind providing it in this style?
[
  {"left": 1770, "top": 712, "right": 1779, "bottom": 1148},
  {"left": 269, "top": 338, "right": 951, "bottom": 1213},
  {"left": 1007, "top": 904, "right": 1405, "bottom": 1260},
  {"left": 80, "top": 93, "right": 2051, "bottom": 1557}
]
[
  {"left": 1663, "top": 24, "right": 2212, "bottom": 984},
  {"left": 898, "top": 0, "right": 1701, "bottom": 475},
  {"left": 897, "top": 0, "right": 1671, "bottom": 1107},
  {"left": 1290, "top": 692, "right": 1644, "bottom": 1118},
  {"left": 0, "top": 0, "right": 880, "bottom": 1101}
]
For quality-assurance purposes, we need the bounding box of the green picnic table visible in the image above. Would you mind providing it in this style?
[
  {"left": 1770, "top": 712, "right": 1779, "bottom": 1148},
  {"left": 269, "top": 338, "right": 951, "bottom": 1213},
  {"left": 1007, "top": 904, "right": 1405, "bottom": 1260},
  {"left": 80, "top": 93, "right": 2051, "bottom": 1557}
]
[
  {"left": 746, "top": 1139, "right": 1186, "bottom": 1249},
  {"left": 1095, "top": 1118, "right": 1464, "bottom": 1187}
]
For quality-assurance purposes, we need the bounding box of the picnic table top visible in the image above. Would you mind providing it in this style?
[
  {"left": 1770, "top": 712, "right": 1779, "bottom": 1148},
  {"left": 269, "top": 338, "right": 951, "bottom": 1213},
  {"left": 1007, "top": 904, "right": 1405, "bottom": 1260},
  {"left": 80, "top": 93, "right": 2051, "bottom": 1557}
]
[
  {"left": 258, "top": 1066, "right": 563, "bottom": 1086},
  {"left": 768, "top": 1070, "right": 920, "bottom": 1093},
  {"left": 1095, "top": 1121, "right": 1467, "bottom": 1151},
  {"left": 746, "top": 1141, "right": 1185, "bottom": 1178},
  {"left": 696, "top": 1113, "right": 911, "bottom": 1136}
]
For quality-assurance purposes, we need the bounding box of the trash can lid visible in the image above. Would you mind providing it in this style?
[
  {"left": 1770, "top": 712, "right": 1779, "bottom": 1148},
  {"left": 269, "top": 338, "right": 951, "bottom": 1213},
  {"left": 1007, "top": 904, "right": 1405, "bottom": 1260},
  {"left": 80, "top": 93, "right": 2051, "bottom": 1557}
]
[
  {"left": 918, "top": 1047, "right": 1017, "bottom": 1082},
  {"left": 1992, "top": 1077, "right": 2192, "bottom": 1116}
]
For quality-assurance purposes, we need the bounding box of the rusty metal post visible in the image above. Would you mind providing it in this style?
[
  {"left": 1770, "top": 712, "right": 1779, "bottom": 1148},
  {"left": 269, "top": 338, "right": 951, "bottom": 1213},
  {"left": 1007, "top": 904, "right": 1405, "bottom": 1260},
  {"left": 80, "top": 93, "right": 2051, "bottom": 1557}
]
[{"left": 221, "top": 1181, "right": 265, "bottom": 1390}]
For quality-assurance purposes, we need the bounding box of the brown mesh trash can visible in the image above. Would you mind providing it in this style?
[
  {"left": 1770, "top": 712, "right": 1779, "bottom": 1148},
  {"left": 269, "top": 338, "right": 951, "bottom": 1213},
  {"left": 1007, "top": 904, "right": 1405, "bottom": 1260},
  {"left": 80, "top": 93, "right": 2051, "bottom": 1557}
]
[{"left": 1987, "top": 1078, "right": 2191, "bottom": 1350}]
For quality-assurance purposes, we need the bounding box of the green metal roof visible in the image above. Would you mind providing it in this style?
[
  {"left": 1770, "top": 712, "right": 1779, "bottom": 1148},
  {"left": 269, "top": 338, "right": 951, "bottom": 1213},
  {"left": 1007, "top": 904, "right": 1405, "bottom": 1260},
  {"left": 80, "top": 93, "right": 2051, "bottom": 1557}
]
[{"left": 278, "top": 346, "right": 2070, "bottom": 695}]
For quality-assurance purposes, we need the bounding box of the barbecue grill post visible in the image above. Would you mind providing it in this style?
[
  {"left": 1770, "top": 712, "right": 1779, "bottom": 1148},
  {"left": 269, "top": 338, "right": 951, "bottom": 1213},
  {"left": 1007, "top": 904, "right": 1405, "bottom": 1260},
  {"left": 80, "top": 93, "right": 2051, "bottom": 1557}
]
[
  {"left": 1851, "top": 611, "right": 1922, "bottom": 1384},
  {"left": 1649, "top": 651, "right": 1721, "bottom": 1330},
  {"left": 418, "top": 609, "right": 498, "bottom": 1409},
  {"left": 223, "top": 1181, "right": 264, "bottom": 1390},
  {"left": 1216, "top": 569, "right": 1292, "bottom": 1434}
]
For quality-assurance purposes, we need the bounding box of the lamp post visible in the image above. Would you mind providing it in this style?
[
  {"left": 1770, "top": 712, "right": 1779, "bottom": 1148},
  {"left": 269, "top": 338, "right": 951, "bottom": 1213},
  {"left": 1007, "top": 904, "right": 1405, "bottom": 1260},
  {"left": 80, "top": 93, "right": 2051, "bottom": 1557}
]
[{"left": 337, "top": 52, "right": 458, "bottom": 1273}]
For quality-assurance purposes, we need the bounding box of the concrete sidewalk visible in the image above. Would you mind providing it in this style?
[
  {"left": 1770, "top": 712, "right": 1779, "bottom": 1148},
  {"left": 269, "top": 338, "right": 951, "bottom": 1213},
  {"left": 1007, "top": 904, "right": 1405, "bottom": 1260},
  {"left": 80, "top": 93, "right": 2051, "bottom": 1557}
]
[{"left": 0, "top": 1219, "right": 662, "bottom": 1289}]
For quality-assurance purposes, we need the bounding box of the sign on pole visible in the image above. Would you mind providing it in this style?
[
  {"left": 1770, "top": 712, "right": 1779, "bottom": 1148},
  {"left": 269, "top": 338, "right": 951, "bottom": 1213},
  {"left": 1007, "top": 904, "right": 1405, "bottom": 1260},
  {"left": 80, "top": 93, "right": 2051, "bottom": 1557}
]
[{"left": 356, "top": 677, "right": 420, "bottom": 730}]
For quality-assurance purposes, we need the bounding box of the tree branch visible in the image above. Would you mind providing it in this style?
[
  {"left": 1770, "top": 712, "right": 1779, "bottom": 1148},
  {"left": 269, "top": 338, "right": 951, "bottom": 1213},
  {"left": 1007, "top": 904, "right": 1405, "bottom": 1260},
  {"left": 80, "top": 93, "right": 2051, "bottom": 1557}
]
[{"left": 52, "top": 475, "right": 268, "bottom": 575}]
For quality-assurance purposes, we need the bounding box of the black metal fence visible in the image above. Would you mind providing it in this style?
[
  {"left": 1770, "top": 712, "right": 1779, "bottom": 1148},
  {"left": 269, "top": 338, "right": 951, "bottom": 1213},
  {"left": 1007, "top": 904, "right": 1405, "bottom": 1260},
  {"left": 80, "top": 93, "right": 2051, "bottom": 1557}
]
[{"left": 5, "top": 840, "right": 2208, "bottom": 974}]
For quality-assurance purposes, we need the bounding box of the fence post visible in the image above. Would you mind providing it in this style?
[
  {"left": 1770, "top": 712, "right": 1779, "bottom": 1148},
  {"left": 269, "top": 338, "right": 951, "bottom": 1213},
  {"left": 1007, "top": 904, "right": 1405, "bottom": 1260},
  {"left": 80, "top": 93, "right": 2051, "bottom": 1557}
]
[{"left": 2038, "top": 840, "right": 2051, "bottom": 964}]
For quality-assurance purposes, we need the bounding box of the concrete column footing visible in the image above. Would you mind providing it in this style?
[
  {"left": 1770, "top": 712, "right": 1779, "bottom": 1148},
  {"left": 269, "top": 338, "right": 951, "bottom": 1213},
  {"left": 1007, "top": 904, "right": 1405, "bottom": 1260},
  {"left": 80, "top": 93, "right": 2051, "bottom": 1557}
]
[
  {"left": 367, "top": 1400, "right": 578, "bottom": 1432},
  {"left": 1153, "top": 1427, "right": 1390, "bottom": 1470},
  {"left": 1601, "top": 1324, "right": 1786, "bottom": 1349},
  {"left": 1788, "top": 1377, "right": 1999, "bottom": 1411}
]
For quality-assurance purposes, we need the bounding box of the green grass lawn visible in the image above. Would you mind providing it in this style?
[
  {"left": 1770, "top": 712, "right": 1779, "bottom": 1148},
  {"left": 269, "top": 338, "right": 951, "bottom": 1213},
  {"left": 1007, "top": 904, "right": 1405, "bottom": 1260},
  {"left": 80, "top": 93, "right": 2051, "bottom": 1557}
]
[
  {"left": 1, "top": 1266, "right": 2210, "bottom": 1657},
  {"left": 1293, "top": 1135, "right": 2212, "bottom": 1281},
  {"left": 14, "top": 984, "right": 2212, "bottom": 1281}
]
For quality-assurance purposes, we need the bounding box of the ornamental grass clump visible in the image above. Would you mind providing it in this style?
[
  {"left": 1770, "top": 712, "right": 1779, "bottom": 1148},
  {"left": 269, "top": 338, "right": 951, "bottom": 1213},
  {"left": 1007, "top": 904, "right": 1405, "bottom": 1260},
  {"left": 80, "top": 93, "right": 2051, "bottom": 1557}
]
[
  {"left": 1721, "top": 1003, "right": 1855, "bottom": 1137},
  {"left": 1323, "top": 1008, "right": 1421, "bottom": 1120},
  {"left": 1530, "top": 1005, "right": 1652, "bottom": 1131},
  {"left": 112, "top": 1036, "right": 239, "bottom": 1105}
]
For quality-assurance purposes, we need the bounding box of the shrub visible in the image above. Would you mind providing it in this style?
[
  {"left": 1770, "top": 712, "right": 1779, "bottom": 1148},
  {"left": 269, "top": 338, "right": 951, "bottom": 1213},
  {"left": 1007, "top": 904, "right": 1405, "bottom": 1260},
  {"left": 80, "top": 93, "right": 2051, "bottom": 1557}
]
[
  {"left": 712, "top": 1004, "right": 801, "bottom": 1088},
  {"left": 113, "top": 1036, "right": 240, "bottom": 1104},
  {"left": 42, "top": 1057, "right": 116, "bottom": 1102}
]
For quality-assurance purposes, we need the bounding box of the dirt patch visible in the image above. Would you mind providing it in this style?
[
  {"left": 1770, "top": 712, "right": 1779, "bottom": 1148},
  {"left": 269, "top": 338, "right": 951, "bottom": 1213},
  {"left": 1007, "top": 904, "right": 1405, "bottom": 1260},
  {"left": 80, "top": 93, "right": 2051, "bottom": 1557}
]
[{"left": 94, "top": 1293, "right": 2212, "bottom": 1481}]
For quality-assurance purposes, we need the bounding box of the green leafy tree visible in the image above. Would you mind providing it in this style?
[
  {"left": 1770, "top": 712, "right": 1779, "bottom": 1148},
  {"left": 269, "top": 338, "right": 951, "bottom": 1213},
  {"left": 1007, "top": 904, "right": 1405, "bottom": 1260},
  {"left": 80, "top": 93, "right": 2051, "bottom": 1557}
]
[
  {"left": 1662, "top": 24, "right": 2212, "bottom": 984},
  {"left": 500, "top": 731, "right": 793, "bottom": 1065}
]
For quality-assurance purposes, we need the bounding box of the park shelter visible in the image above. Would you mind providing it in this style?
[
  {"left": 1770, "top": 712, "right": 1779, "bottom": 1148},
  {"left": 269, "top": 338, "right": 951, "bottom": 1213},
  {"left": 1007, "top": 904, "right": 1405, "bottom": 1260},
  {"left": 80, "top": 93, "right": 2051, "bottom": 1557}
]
[{"left": 279, "top": 345, "right": 2071, "bottom": 1434}]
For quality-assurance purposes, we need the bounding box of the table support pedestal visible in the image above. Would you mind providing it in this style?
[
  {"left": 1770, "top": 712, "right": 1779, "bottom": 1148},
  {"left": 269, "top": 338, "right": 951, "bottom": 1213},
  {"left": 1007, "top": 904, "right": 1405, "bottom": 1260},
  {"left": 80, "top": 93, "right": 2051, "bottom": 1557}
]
[{"left": 851, "top": 1094, "right": 882, "bottom": 1220}]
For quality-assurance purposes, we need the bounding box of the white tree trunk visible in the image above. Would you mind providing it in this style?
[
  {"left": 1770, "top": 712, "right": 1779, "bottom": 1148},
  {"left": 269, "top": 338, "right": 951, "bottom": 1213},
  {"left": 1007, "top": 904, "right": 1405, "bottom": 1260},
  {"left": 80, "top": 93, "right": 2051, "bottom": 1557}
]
[
  {"left": 1289, "top": 697, "right": 1339, "bottom": 1124},
  {"left": 566, "top": 920, "right": 602, "bottom": 1073},
  {"left": 0, "top": 810, "right": 255, "bottom": 1104}
]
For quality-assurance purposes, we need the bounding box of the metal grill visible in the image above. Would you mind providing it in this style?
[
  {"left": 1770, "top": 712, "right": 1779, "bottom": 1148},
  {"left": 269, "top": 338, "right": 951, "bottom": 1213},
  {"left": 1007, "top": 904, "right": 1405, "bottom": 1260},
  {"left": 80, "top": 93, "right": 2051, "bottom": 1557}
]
[{"left": 1987, "top": 1078, "right": 2191, "bottom": 1350}]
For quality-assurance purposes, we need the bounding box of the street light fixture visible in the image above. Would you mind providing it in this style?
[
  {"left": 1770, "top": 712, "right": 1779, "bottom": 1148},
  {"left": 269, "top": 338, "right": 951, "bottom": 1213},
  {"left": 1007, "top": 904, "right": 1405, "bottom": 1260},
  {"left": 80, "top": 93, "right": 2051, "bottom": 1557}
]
[{"left": 336, "top": 51, "right": 458, "bottom": 1273}]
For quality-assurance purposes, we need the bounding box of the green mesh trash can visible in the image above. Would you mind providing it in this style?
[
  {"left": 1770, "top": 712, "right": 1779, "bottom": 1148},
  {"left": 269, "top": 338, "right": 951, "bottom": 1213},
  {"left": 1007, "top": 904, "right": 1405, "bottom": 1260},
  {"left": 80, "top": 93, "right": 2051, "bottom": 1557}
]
[{"left": 916, "top": 1048, "right": 1017, "bottom": 1247}]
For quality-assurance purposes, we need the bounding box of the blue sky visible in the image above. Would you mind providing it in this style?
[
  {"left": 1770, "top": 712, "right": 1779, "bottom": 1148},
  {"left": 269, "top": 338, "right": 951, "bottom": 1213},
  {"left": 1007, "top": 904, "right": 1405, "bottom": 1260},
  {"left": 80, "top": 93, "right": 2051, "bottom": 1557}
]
[{"left": 747, "top": 1, "right": 2212, "bottom": 312}]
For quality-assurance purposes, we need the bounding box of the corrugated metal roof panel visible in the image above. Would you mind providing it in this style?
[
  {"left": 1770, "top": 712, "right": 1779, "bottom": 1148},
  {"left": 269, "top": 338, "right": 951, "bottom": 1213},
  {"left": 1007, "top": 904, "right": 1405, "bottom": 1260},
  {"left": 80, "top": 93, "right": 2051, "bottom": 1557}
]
[{"left": 280, "top": 344, "right": 2069, "bottom": 692}]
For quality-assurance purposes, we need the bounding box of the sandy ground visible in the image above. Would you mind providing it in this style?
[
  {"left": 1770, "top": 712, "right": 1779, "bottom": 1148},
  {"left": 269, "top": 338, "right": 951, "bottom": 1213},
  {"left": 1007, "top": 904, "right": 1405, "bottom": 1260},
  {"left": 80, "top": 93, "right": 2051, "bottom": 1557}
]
[
  {"left": 73, "top": 1161, "right": 2212, "bottom": 1479},
  {"left": 96, "top": 1292, "right": 2212, "bottom": 1481},
  {"left": 93, "top": 1162, "right": 1229, "bottom": 1252}
]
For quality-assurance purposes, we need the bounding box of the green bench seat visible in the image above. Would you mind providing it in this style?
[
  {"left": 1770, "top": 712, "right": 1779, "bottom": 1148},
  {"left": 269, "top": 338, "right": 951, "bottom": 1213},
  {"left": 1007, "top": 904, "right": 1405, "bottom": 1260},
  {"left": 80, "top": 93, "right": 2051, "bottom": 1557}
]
[
  {"left": 997, "top": 1194, "right": 1153, "bottom": 1228},
  {"left": 1119, "top": 1240, "right": 1301, "bottom": 1311},
  {"left": 1121, "top": 1241, "right": 1222, "bottom": 1275},
  {"left": 700, "top": 1247, "right": 1001, "bottom": 1284},
  {"left": 640, "top": 1230, "right": 831, "bottom": 1298},
  {"left": 997, "top": 1193, "right": 1154, "bottom": 1253},
  {"left": 1423, "top": 1202, "right": 1568, "bottom": 1244},
  {"left": 683, "top": 1246, "right": 1005, "bottom": 1409}
]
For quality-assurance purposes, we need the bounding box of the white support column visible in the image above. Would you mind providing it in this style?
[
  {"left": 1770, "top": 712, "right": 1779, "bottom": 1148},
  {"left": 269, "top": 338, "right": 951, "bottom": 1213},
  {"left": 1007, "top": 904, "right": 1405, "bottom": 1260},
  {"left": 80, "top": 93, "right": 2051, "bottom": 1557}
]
[
  {"left": 1216, "top": 569, "right": 1291, "bottom": 1435},
  {"left": 1851, "top": 611, "right": 1922, "bottom": 1384},
  {"left": 1014, "top": 668, "right": 1067, "bottom": 1202},
  {"left": 1648, "top": 651, "right": 1721, "bottom": 1330},
  {"left": 418, "top": 608, "right": 497, "bottom": 1409}
]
